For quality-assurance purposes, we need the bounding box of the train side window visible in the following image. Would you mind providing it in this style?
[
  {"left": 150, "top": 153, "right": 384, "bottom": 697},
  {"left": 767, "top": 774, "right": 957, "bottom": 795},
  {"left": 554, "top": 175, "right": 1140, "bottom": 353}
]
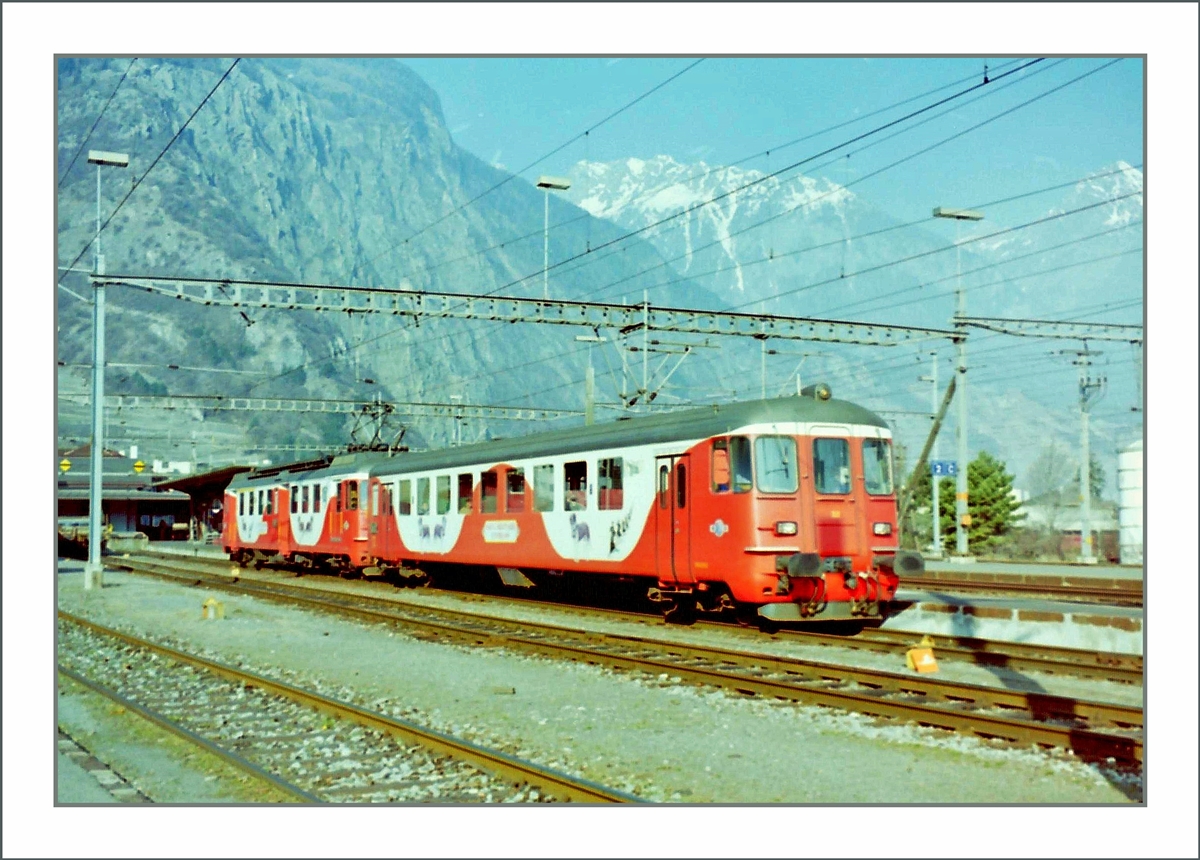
[
  {"left": 533, "top": 464, "right": 554, "bottom": 512},
  {"left": 813, "top": 438, "right": 851, "bottom": 495},
  {"left": 481, "top": 472, "right": 498, "bottom": 513},
  {"left": 335, "top": 484, "right": 342, "bottom": 513},
  {"left": 658, "top": 465, "right": 669, "bottom": 509},
  {"left": 313, "top": 484, "right": 321, "bottom": 510},
  {"left": 347, "top": 481, "right": 358, "bottom": 511},
  {"left": 291, "top": 486, "right": 299, "bottom": 513},
  {"left": 730, "top": 436, "right": 753, "bottom": 493},
  {"left": 506, "top": 468, "right": 526, "bottom": 513},
  {"left": 863, "top": 439, "right": 894, "bottom": 495},
  {"left": 301, "top": 485, "right": 310, "bottom": 513},
  {"left": 417, "top": 477, "right": 431, "bottom": 516},
  {"left": 598, "top": 457, "right": 623, "bottom": 510},
  {"left": 457, "top": 474, "right": 473, "bottom": 514},
  {"left": 676, "top": 463, "right": 687, "bottom": 509},
  {"left": 712, "top": 440, "right": 731, "bottom": 493},
  {"left": 436, "top": 475, "right": 451, "bottom": 515},
  {"left": 258, "top": 490, "right": 265, "bottom": 514},
  {"left": 564, "top": 461, "right": 587, "bottom": 511},
  {"left": 398, "top": 480, "right": 412, "bottom": 515},
  {"left": 266, "top": 489, "right": 273, "bottom": 515},
  {"left": 239, "top": 492, "right": 244, "bottom": 516},
  {"left": 247, "top": 491, "right": 254, "bottom": 516}
]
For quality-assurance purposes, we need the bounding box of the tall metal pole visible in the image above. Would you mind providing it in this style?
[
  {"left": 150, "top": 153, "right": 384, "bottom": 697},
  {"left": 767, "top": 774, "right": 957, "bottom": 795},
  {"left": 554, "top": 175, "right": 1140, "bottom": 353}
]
[
  {"left": 934, "top": 206, "right": 983, "bottom": 558},
  {"left": 542, "top": 189, "right": 550, "bottom": 301},
  {"left": 86, "top": 162, "right": 106, "bottom": 589},
  {"left": 929, "top": 351, "right": 943, "bottom": 558},
  {"left": 954, "top": 223, "right": 970, "bottom": 557},
  {"left": 1080, "top": 404, "right": 1093, "bottom": 562}
]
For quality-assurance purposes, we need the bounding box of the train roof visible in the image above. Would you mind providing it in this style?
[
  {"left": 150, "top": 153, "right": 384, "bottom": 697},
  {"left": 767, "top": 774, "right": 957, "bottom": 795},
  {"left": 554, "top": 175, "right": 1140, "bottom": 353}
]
[
  {"left": 369, "top": 394, "right": 888, "bottom": 476},
  {"left": 226, "top": 395, "right": 888, "bottom": 488}
]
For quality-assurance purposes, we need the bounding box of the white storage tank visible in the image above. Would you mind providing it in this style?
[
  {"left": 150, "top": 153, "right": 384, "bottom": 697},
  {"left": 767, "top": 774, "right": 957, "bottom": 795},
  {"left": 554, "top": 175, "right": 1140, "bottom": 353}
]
[{"left": 1118, "top": 438, "right": 1143, "bottom": 565}]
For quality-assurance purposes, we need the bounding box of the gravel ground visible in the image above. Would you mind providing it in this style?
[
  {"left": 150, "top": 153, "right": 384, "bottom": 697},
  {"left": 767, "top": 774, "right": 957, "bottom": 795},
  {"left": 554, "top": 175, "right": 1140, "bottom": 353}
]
[
  {"left": 57, "top": 569, "right": 1141, "bottom": 803},
  {"left": 220, "top": 567, "right": 1144, "bottom": 708},
  {"left": 57, "top": 676, "right": 291, "bottom": 803}
]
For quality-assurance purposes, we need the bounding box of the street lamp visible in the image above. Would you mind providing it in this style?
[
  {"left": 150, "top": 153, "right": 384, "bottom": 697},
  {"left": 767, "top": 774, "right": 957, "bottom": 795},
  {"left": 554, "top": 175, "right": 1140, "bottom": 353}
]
[
  {"left": 933, "top": 205, "right": 983, "bottom": 559},
  {"left": 536, "top": 176, "right": 571, "bottom": 300},
  {"left": 84, "top": 149, "right": 129, "bottom": 590}
]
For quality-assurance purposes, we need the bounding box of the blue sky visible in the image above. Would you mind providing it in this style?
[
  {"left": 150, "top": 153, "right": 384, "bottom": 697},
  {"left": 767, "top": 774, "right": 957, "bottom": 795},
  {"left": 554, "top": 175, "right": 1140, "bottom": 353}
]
[{"left": 404, "top": 56, "right": 1143, "bottom": 226}]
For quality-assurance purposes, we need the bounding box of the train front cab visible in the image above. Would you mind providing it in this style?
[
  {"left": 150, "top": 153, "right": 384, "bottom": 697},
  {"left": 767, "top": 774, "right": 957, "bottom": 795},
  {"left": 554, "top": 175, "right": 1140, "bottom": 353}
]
[{"left": 681, "top": 424, "right": 921, "bottom": 624}]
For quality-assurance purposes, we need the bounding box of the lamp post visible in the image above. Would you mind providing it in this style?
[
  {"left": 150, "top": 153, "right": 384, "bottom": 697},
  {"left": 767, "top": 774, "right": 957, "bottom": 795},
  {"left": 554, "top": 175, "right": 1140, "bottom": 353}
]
[
  {"left": 84, "top": 150, "right": 129, "bottom": 590},
  {"left": 933, "top": 206, "right": 983, "bottom": 558},
  {"left": 536, "top": 176, "right": 571, "bottom": 300}
]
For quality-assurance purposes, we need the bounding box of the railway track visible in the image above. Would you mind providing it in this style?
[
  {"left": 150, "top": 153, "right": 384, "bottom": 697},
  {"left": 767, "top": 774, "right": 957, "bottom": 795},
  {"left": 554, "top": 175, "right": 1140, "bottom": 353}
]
[
  {"left": 58, "top": 612, "right": 642, "bottom": 804},
  {"left": 898, "top": 573, "right": 1143, "bottom": 607},
  {"left": 128, "top": 552, "right": 1145, "bottom": 685},
  {"left": 103, "top": 556, "right": 1143, "bottom": 765}
]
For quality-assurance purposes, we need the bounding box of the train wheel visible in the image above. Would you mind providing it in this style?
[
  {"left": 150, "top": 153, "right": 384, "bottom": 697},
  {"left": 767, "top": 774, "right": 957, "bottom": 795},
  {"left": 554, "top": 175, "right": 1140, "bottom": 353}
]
[{"left": 663, "top": 596, "right": 697, "bottom": 626}]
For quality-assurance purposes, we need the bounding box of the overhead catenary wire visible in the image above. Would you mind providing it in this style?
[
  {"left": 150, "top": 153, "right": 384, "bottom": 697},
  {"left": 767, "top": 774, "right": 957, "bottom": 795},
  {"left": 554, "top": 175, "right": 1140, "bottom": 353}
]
[
  {"left": 58, "top": 57, "right": 139, "bottom": 188},
  {"left": 238, "top": 60, "right": 1083, "bottom": 399},
  {"left": 363, "top": 58, "right": 707, "bottom": 275},
  {"left": 58, "top": 58, "right": 241, "bottom": 282},
  {"left": 377, "top": 59, "right": 1030, "bottom": 290}
]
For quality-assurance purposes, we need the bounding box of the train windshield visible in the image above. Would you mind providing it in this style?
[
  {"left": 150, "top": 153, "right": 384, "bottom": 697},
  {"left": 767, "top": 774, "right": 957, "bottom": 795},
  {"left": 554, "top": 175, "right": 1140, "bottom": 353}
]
[
  {"left": 754, "top": 436, "right": 798, "bottom": 494},
  {"left": 863, "top": 439, "right": 894, "bottom": 495},
  {"left": 813, "top": 438, "right": 851, "bottom": 494}
]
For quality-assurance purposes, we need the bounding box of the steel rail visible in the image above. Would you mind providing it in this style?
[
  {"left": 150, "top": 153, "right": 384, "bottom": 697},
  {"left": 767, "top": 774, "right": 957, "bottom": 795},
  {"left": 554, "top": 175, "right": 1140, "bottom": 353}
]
[
  {"left": 899, "top": 574, "right": 1143, "bottom": 607},
  {"left": 58, "top": 611, "right": 643, "bottom": 804},
  {"left": 134, "top": 551, "right": 1144, "bottom": 684},
  {"left": 106, "top": 559, "right": 1143, "bottom": 763},
  {"left": 57, "top": 665, "right": 318, "bottom": 803}
]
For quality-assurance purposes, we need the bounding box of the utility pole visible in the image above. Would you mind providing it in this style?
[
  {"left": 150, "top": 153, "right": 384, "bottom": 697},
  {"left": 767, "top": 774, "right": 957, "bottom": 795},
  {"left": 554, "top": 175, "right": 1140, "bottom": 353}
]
[
  {"left": 1064, "top": 346, "right": 1107, "bottom": 563},
  {"left": 919, "top": 350, "right": 942, "bottom": 558},
  {"left": 85, "top": 150, "right": 128, "bottom": 590},
  {"left": 934, "top": 206, "right": 984, "bottom": 558}
]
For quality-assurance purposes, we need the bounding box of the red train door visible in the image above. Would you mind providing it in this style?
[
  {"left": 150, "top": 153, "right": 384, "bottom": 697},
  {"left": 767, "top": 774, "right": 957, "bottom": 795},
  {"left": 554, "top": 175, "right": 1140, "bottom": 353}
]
[
  {"left": 654, "top": 454, "right": 693, "bottom": 586},
  {"left": 277, "top": 486, "right": 292, "bottom": 557}
]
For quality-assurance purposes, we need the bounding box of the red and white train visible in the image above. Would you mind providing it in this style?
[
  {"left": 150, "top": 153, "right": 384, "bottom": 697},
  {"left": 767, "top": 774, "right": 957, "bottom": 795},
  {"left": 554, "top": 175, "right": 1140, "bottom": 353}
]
[{"left": 223, "top": 388, "right": 923, "bottom": 626}]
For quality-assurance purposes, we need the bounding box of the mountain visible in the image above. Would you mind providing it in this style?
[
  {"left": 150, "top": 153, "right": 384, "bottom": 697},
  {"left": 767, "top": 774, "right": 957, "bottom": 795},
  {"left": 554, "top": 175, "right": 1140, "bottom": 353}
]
[
  {"left": 55, "top": 58, "right": 720, "bottom": 465},
  {"left": 564, "top": 155, "right": 1144, "bottom": 493}
]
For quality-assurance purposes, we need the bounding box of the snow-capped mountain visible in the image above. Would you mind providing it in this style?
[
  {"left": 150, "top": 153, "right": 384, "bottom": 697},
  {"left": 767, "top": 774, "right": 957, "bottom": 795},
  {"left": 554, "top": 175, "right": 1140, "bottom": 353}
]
[{"left": 566, "top": 156, "right": 1143, "bottom": 494}]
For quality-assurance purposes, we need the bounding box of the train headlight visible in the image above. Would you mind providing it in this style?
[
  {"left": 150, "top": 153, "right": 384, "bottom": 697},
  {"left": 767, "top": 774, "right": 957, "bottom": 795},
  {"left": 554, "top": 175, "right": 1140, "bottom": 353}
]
[
  {"left": 872, "top": 522, "right": 893, "bottom": 536},
  {"left": 775, "top": 521, "right": 798, "bottom": 536}
]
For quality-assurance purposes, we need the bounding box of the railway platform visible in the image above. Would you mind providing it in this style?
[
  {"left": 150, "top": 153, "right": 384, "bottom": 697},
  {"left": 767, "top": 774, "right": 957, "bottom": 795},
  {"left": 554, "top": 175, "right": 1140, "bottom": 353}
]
[{"left": 885, "top": 590, "right": 1143, "bottom": 655}]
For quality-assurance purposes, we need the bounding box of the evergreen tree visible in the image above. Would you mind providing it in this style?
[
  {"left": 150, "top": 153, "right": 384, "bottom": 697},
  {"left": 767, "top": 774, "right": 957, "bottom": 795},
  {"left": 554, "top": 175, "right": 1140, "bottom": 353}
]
[
  {"left": 965, "top": 450, "right": 1024, "bottom": 552},
  {"left": 901, "top": 450, "right": 1023, "bottom": 554}
]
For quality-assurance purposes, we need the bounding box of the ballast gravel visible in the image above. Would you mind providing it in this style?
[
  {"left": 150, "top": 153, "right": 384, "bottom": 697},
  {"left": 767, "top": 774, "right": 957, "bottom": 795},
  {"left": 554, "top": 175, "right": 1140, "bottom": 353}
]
[{"left": 56, "top": 569, "right": 1140, "bottom": 803}]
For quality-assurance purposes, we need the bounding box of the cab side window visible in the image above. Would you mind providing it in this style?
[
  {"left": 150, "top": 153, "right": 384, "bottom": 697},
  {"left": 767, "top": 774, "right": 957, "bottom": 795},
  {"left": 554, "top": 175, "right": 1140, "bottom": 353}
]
[
  {"left": 291, "top": 485, "right": 299, "bottom": 513},
  {"left": 346, "top": 481, "right": 359, "bottom": 511}
]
